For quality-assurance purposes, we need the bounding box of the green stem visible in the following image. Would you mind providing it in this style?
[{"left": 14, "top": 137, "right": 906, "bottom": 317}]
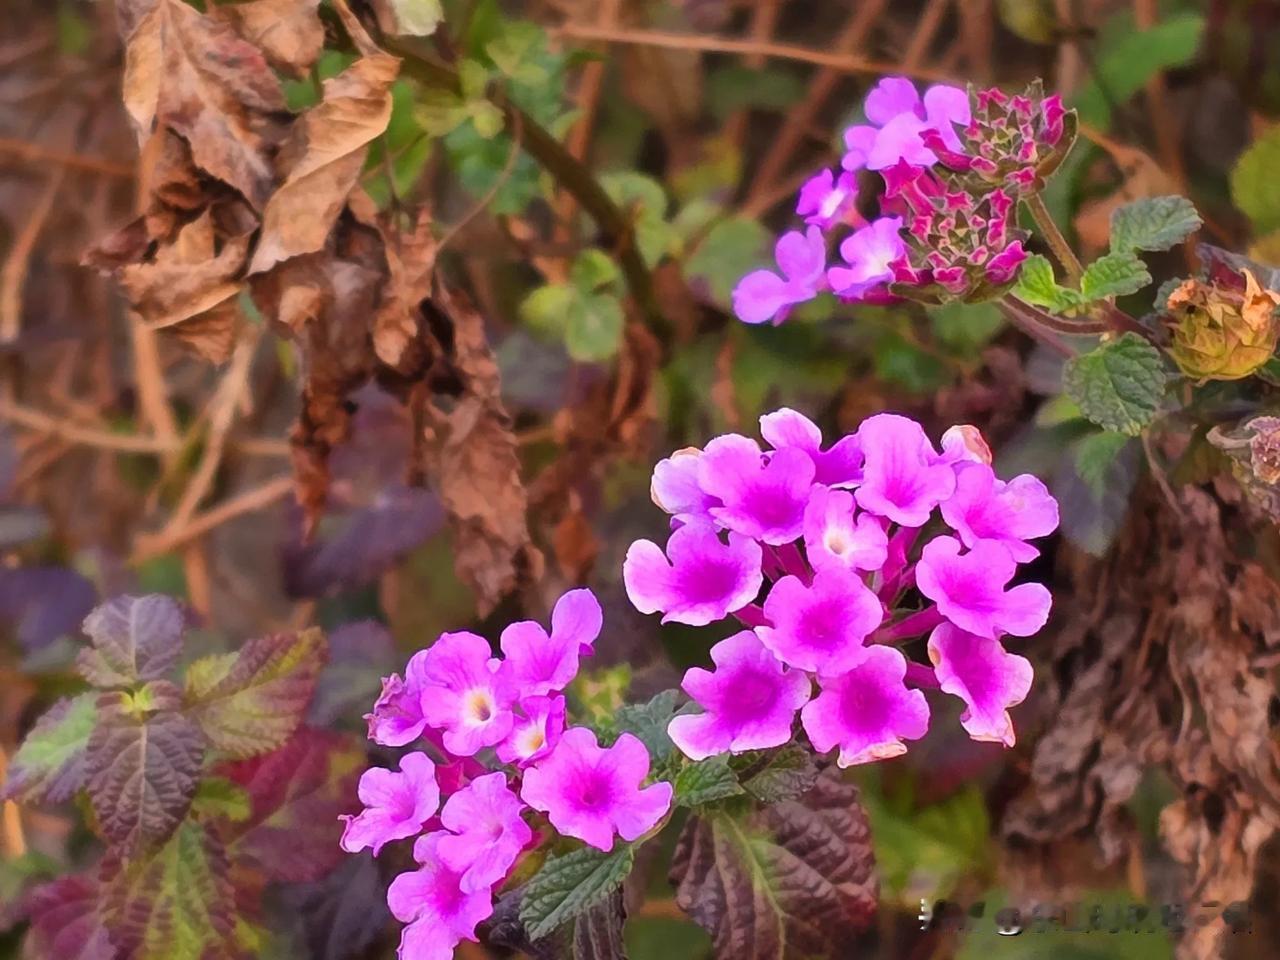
[
  {"left": 1024, "top": 192, "right": 1083, "bottom": 284},
  {"left": 998, "top": 296, "right": 1079, "bottom": 358},
  {"left": 385, "top": 38, "right": 666, "bottom": 336}
]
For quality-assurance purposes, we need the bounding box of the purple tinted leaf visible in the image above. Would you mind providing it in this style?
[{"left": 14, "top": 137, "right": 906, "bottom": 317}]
[
  {"left": 85, "top": 685, "right": 204, "bottom": 849},
  {"left": 0, "top": 505, "right": 50, "bottom": 549},
  {"left": 0, "top": 567, "right": 96, "bottom": 651},
  {"left": 670, "top": 770, "right": 878, "bottom": 960},
  {"left": 100, "top": 820, "right": 236, "bottom": 959},
  {"left": 2, "top": 693, "right": 97, "bottom": 803},
  {"left": 308, "top": 620, "right": 394, "bottom": 726},
  {"left": 79, "top": 595, "right": 186, "bottom": 686},
  {"left": 283, "top": 851, "right": 391, "bottom": 960},
  {"left": 218, "top": 728, "right": 361, "bottom": 884},
  {"left": 184, "top": 628, "right": 327, "bottom": 759},
  {"left": 20, "top": 874, "right": 115, "bottom": 960}
]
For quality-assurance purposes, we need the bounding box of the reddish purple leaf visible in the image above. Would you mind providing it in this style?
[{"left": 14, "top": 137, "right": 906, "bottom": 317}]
[
  {"left": 78, "top": 595, "right": 186, "bottom": 688},
  {"left": 21, "top": 874, "right": 114, "bottom": 960},
  {"left": 0, "top": 567, "right": 96, "bottom": 651},
  {"left": 218, "top": 728, "right": 361, "bottom": 884},
  {"left": 2, "top": 693, "right": 97, "bottom": 804}
]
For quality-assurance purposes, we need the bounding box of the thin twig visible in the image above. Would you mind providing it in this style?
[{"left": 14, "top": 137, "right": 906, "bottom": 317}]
[
  {"left": 998, "top": 297, "right": 1078, "bottom": 357},
  {"left": 1132, "top": 0, "right": 1186, "bottom": 191},
  {"left": 0, "top": 165, "right": 64, "bottom": 348},
  {"left": 0, "top": 136, "right": 134, "bottom": 178},
  {"left": 0, "top": 745, "right": 27, "bottom": 858},
  {"left": 1024, "top": 192, "right": 1084, "bottom": 283},
  {"left": 902, "top": 0, "right": 952, "bottom": 70},
  {"left": 131, "top": 474, "right": 295, "bottom": 563}
]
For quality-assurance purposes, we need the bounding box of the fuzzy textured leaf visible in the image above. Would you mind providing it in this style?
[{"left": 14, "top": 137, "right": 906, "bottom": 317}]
[
  {"left": 1109, "top": 196, "right": 1202, "bottom": 254},
  {"left": 1063, "top": 333, "right": 1167, "bottom": 436},
  {"left": 219, "top": 728, "right": 361, "bottom": 884},
  {"left": 614, "top": 689, "right": 684, "bottom": 766},
  {"left": 1080, "top": 252, "right": 1151, "bottom": 300},
  {"left": 85, "top": 686, "right": 203, "bottom": 849},
  {"left": 572, "top": 889, "right": 629, "bottom": 960},
  {"left": 2, "top": 694, "right": 98, "bottom": 804},
  {"left": 675, "top": 754, "right": 744, "bottom": 808},
  {"left": 731, "top": 744, "right": 820, "bottom": 804},
  {"left": 520, "top": 844, "right": 636, "bottom": 942},
  {"left": 1012, "top": 254, "right": 1082, "bottom": 313},
  {"left": 20, "top": 874, "right": 114, "bottom": 960},
  {"left": 78, "top": 594, "right": 185, "bottom": 688},
  {"left": 670, "top": 772, "right": 877, "bottom": 960},
  {"left": 100, "top": 820, "right": 236, "bottom": 960},
  {"left": 184, "top": 629, "right": 327, "bottom": 758}
]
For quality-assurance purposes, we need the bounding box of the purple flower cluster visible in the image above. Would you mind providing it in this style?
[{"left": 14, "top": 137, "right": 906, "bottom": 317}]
[
  {"left": 624, "top": 408, "right": 1058, "bottom": 766},
  {"left": 341, "top": 589, "right": 673, "bottom": 960},
  {"left": 733, "top": 76, "right": 1073, "bottom": 322}
]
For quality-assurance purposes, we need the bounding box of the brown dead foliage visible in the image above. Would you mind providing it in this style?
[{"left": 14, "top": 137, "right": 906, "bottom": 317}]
[
  {"left": 1000, "top": 479, "right": 1280, "bottom": 959},
  {"left": 81, "top": 0, "right": 541, "bottom": 615}
]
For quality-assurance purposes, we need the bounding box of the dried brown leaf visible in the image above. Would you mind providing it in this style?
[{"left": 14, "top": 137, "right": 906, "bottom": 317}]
[
  {"left": 373, "top": 209, "right": 436, "bottom": 372},
  {"left": 249, "top": 54, "right": 400, "bottom": 275},
  {"left": 211, "top": 0, "right": 325, "bottom": 77}
]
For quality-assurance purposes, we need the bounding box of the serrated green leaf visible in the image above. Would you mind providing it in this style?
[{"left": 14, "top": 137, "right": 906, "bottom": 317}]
[
  {"left": 566, "top": 292, "right": 625, "bottom": 362},
  {"left": 730, "top": 743, "right": 820, "bottom": 804},
  {"left": 2, "top": 693, "right": 97, "bottom": 804},
  {"left": 1064, "top": 333, "right": 1168, "bottom": 436},
  {"left": 674, "top": 754, "right": 744, "bottom": 808},
  {"left": 614, "top": 689, "right": 683, "bottom": 766},
  {"left": 670, "top": 771, "right": 876, "bottom": 958},
  {"left": 101, "top": 820, "right": 236, "bottom": 960},
  {"left": 1110, "top": 196, "right": 1202, "bottom": 254},
  {"left": 1012, "top": 254, "right": 1084, "bottom": 313},
  {"left": 1232, "top": 125, "right": 1280, "bottom": 234},
  {"left": 86, "top": 687, "right": 203, "bottom": 849},
  {"left": 520, "top": 844, "right": 636, "bottom": 941},
  {"left": 1080, "top": 252, "right": 1152, "bottom": 300},
  {"left": 78, "top": 594, "right": 185, "bottom": 688},
  {"left": 190, "top": 777, "right": 251, "bottom": 823},
  {"left": 184, "top": 629, "right": 326, "bottom": 759},
  {"left": 1074, "top": 431, "right": 1134, "bottom": 498}
]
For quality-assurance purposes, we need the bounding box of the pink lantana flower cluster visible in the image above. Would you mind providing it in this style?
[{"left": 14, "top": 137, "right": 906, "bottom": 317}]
[
  {"left": 733, "top": 76, "right": 1074, "bottom": 322},
  {"left": 623, "top": 407, "right": 1058, "bottom": 767},
  {"left": 340, "top": 589, "right": 673, "bottom": 960}
]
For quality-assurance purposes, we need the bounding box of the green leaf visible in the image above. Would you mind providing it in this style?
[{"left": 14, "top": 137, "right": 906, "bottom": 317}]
[
  {"left": 614, "top": 689, "right": 684, "bottom": 766},
  {"left": 730, "top": 743, "right": 820, "bottom": 803},
  {"left": 86, "top": 685, "right": 204, "bottom": 849},
  {"left": 1063, "top": 333, "right": 1168, "bottom": 436},
  {"left": 674, "top": 754, "right": 744, "bottom": 808},
  {"left": 486, "top": 21, "right": 552, "bottom": 87},
  {"left": 1232, "top": 124, "right": 1280, "bottom": 234},
  {"left": 520, "top": 283, "right": 575, "bottom": 338},
  {"left": 571, "top": 250, "right": 621, "bottom": 293},
  {"left": 77, "top": 594, "right": 185, "bottom": 688},
  {"left": 184, "top": 628, "right": 327, "bottom": 759},
  {"left": 706, "top": 65, "right": 804, "bottom": 120},
  {"left": 670, "top": 771, "right": 877, "bottom": 959},
  {"left": 520, "top": 844, "right": 636, "bottom": 941},
  {"left": 1080, "top": 252, "right": 1152, "bottom": 300},
  {"left": 1053, "top": 431, "right": 1141, "bottom": 556},
  {"left": 2, "top": 694, "right": 97, "bottom": 804},
  {"left": 381, "top": 0, "right": 443, "bottom": 36},
  {"left": 1074, "top": 430, "right": 1134, "bottom": 498},
  {"left": 101, "top": 820, "right": 236, "bottom": 960},
  {"left": 190, "top": 777, "right": 251, "bottom": 823},
  {"left": 1074, "top": 14, "right": 1205, "bottom": 127},
  {"left": 684, "top": 217, "right": 769, "bottom": 307},
  {"left": 1110, "top": 196, "right": 1202, "bottom": 254},
  {"left": 566, "top": 292, "right": 625, "bottom": 362},
  {"left": 600, "top": 172, "right": 674, "bottom": 267},
  {"left": 1012, "top": 254, "right": 1083, "bottom": 313},
  {"left": 928, "top": 301, "right": 1006, "bottom": 354}
]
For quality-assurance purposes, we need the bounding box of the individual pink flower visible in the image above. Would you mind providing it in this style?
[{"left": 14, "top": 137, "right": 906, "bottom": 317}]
[
  {"left": 854, "top": 413, "right": 957, "bottom": 527},
  {"left": 437, "top": 772, "right": 533, "bottom": 893},
  {"left": 759, "top": 407, "right": 864, "bottom": 488},
  {"left": 928, "top": 622, "right": 1033, "bottom": 747},
  {"left": 732, "top": 226, "right": 826, "bottom": 325},
  {"left": 916, "top": 536, "right": 1052, "bottom": 639},
  {"left": 827, "top": 217, "right": 905, "bottom": 300},
  {"left": 339, "top": 752, "right": 440, "bottom": 857},
  {"left": 388, "top": 832, "right": 493, "bottom": 960},
  {"left": 651, "top": 448, "right": 718, "bottom": 523},
  {"left": 418, "top": 631, "right": 516, "bottom": 757},
  {"left": 758, "top": 567, "right": 883, "bottom": 675},
  {"left": 496, "top": 695, "right": 565, "bottom": 766},
  {"left": 796, "top": 168, "right": 859, "bottom": 230},
  {"left": 499, "top": 588, "right": 602, "bottom": 696},
  {"left": 699, "top": 434, "right": 815, "bottom": 544},
  {"left": 803, "top": 487, "right": 888, "bottom": 574},
  {"left": 801, "top": 646, "right": 930, "bottom": 766},
  {"left": 521, "top": 727, "right": 673, "bottom": 852},
  {"left": 668, "top": 631, "right": 811, "bottom": 760},
  {"left": 624, "top": 522, "right": 763, "bottom": 626},
  {"left": 842, "top": 77, "right": 971, "bottom": 172},
  {"left": 366, "top": 651, "right": 430, "bottom": 747},
  {"left": 940, "top": 461, "right": 1059, "bottom": 562}
]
